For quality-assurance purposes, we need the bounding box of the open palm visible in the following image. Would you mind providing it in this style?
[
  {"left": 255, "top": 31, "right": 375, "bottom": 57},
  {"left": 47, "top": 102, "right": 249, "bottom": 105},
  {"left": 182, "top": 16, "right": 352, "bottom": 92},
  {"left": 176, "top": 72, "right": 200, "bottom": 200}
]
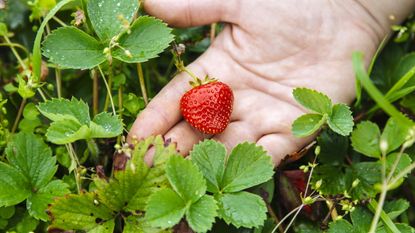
[{"left": 130, "top": 0, "right": 396, "bottom": 164}]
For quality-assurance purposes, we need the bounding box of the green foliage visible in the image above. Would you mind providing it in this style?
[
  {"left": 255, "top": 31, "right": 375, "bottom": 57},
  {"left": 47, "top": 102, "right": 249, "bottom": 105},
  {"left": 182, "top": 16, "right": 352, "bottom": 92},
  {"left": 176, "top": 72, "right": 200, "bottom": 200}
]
[
  {"left": 38, "top": 98, "right": 123, "bottom": 144},
  {"left": 42, "top": 0, "right": 173, "bottom": 69},
  {"left": 42, "top": 27, "right": 106, "bottom": 69},
  {"left": 292, "top": 88, "right": 354, "bottom": 137},
  {"left": 1, "top": 132, "right": 69, "bottom": 221},
  {"left": 190, "top": 140, "right": 274, "bottom": 229},
  {"left": 146, "top": 156, "right": 217, "bottom": 232},
  {"left": 49, "top": 136, "right": 179, "bottom": 232}
]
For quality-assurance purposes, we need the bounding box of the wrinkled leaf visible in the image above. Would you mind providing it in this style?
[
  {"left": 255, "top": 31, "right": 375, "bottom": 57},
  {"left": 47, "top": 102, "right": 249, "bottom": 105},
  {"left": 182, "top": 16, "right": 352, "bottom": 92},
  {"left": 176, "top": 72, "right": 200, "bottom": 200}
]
[
  {"left": 293, "top": 88, "right": 332, "bottom": 114},
  {"left": 351, "top": 121, "right": 381, "bottom": 158},
  {"left": 327, "top": 104, "right": 354, "bottom": 136},
  {"left": 292, "top": 114, "right": 326, "bottom": 138}
]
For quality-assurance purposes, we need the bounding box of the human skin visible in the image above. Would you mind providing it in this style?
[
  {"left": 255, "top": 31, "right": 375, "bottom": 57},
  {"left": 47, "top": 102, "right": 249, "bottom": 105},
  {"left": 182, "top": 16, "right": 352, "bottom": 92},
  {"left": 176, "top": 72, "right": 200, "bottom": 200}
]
[{"left": 129, "top": 0, "right": 415, "bottom": 165}]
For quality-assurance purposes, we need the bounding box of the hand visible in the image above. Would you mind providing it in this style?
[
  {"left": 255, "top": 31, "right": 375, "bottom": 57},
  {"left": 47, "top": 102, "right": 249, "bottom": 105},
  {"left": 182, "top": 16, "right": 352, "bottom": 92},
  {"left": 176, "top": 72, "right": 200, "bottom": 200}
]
[{"left": 129, "top": 0, "right": 414, "bottom": 164}]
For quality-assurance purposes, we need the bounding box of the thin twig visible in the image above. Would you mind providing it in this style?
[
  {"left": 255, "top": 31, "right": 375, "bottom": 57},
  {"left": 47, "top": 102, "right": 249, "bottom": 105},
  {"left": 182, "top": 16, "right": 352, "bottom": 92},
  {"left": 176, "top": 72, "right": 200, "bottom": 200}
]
[
  {"left": 98, "top": 65, "right": 116, "bottom": 115},
  {"left": 11, "top": 98, "right": 26, "bottom": 133}
]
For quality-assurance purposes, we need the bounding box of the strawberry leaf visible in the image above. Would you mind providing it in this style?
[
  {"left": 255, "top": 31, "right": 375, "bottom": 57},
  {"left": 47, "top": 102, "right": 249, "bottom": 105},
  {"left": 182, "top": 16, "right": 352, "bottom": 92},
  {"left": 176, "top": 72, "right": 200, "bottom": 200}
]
[
  {"left": 90, "top": 112, "right": 123, "bottom": 139},
  {"left": 95, "top": 136, "right": 176, "bottom": 212},
  {"left": 327, "top": 219, "right": 354, "bottom": 233},
  {"left": 113, "top": 16, "right": 174, "bottom": 63},
  {"left": 26, "top": 180, "right": 69, "bottom": 221},
  {"left": 293, "top": 88, "right": 332, "bottom": 114},
  {"left": 381, "top": 118, "right": 410, "bottom": 154},
  {"left": 351, "top": 121, "right": 381, "bottom": 158},
  {"left": 221, "top": 142, "right": 274, "bottom": 193},
  {"left": 166, "top": 156, "right": 207, "bottom": 203},
  {"left": 37, "top": 98, "right": 90, "bottom": 125},
  {"left": 186, "top": 195, "right": 217, "bottom": 233},
  {"left": 217, "top": 192, "right": 267, "bottom": 228},
  {"left": 291, "top": 113, "right": 326, "bottom": 138},
  {"left": 87, "top": 0, "right": 138, "bottom": 41},
  {"left": 0, "top": 162, "right": 30, "bottom": 207},
  {"left": 42, "top": 27, "right": 106, "bottom": 69},
  {"left": 45, "top": 119, "right": 91, "bottom": 144},
  {"left": 327, "top": 104, "right": 354, "bottom": 136},
  {"left": 5, "top": 132, "right": 57, "bottom": 189},
  {"left": 48, "top": 193, "right": 115, "bottom": 231},
  {"left": 190, "top": 140, "right": 226, "bottom": 193},
  {"left": 145, "top": 188, "right": 186, "bottom": 229}
]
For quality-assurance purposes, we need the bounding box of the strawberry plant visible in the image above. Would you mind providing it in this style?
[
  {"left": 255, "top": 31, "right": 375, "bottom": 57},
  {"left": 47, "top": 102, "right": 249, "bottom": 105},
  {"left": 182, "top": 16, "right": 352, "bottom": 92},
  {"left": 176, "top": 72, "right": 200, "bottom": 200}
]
[{"left": 1, "top": 0, "right": 415, "bottom": 233}]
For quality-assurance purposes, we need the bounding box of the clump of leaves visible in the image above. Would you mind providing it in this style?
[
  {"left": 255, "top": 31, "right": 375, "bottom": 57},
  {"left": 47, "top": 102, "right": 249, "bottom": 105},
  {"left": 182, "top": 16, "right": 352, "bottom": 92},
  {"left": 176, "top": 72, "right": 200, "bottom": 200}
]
[
  {"left": 191, "top": 140, "right": 274, "bottom": 229},
  {"left": 42, "top": 0, "right": 174, "bottom": 69},
  {"left": 37, "top": 98, "right": 122, "bottom": 144},
  {"left": 291, "top": 88, "right": 354, "bottom": 137},
  {"left": 48, "top": 136, "right": 179, "bottom": 232},
  {"left": 0, "top": 132, "right": 70, "bottom": 223},
  {"left": 48, "top": 137, "right": 275, "bottom": 232}
]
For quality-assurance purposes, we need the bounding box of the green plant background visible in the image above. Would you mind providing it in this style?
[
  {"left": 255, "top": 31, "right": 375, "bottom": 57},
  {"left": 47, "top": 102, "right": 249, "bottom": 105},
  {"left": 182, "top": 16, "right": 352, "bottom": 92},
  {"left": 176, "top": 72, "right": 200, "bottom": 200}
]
[{"left": 1, "top": 0, "right": 415, "bottom": 232}]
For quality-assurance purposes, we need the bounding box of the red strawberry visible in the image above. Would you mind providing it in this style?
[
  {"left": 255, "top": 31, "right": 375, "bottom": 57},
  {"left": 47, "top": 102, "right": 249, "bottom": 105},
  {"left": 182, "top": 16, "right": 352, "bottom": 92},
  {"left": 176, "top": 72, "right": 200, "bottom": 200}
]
[{"left": 180, "top": 81, "right": 233, "bottom": 134}]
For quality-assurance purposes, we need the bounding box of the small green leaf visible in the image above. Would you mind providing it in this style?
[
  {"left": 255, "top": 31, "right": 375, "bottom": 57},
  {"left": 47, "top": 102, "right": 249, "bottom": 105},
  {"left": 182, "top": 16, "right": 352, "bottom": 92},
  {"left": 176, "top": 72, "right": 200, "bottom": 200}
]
[
  {"left": 5, "top": 132, "right": 57, "bottom": 189},
  {"left": 293, "top": 88, "right": 332, "bottom": 114},
  {"left": 221, "top": 142, "right": 274, "bottom": 193},
  {"left": 42, "top": 27, "right": 106, "bottom": 69},
  {"left": 351, "top": 121, "right": 381, "bottom": 158},
  {"left": 46, "top": 119, "right": 91, "bottom": 144},
  {"left": 350, "top": 207, "right": 372, "bottom": 232},
  {"left": 217, "top": 192, "right": 267, "bottom": 228},
  {"left": 186, "top": 195, "right": 217, "bottom": 233},
  {"left": 113, "top": 16, "right": 174, "bottom": 63},
  {"left": 381, "top": 118, "right": 410, "bottom": 154},
  {"left": 49, "top": 193, "right": 114, "bottom": 231},
  {"left": 349, "top": 162, "right": 382, "bottom": 199},
  {"left": 327, "top": 104, "right": 354, "bottom": 136},
  {"left": 386, "top": 153, "right": 412, "bottom": 178},
  {"left": 90, "top": 112, "right": 123, "bottom": 138},
  {"left": 312, "top": 165, "right": 348, "bottom": 195},
  {"left": 87, "top": 0, "right": 138, "bottom": 41},
  {"left": 384, "top": 199, "right": 410, "bottom": 220},
  {"left": 145, "top": 189, "right": 186, "bottom": 229},
  {"left": 190, "top": 140, "right": 226, "bottom": 193},
  {"left": 26, "top": 180, "right": 70, "bottom": 221},
  {"left": 0, "top": 162, "right": 30, "bottom": 207},
  {"left": 327, "top": 219, "right": 354, "bottom": 233},
  {"left": 292, "top": 114, "right": 326, "bottom": 138},
  {"left": 166, "top": 156, "right": 206, "bottom": 203},
  {"left": 37, "top": 98, "right": 91, "bottom": 125},
  {"left": 317, "top": 129, "right": 349, "bottom": 165},
  {"left": 96, "top": 136, "right": 175, "bottom": 212}
]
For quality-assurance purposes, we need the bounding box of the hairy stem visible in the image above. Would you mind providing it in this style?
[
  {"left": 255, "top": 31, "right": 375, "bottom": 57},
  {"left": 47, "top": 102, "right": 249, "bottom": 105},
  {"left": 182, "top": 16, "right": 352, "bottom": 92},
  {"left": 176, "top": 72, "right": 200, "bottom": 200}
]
[
  {"left": 137, "top": 63, "right": 148, "bottom": 105},
  {"left": 55, "top": 68, "right": 62, "bottom": 98},
  {"left": 98, "top": 65, "right": 116, "bottom": 115},
  {"left": 92, "top": 69, "right": 99, "bottom": 116},
  {"left": 11, "top": 98, "right": 26, "bottom": 134}
]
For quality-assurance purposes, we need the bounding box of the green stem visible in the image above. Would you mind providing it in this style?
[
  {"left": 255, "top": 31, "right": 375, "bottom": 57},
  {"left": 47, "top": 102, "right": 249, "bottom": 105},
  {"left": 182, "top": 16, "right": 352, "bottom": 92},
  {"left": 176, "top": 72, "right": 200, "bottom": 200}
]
[
  {"left": 66, "top": 144, "right": 81, "bottom": 193},
  {"left": 369, "top": 200, "right": 400, "bottom": 233},
  {"left": 103, "top": 65, "right": 114, "bottom": 112},
  {"left": 52, "top": 16, "right": 67, "bottom": 27},
  {"left": 117, "top": 86, "right": 123, "bottom": 144},
  {"left": 3, "top": 36, "right": 27, "bottom": 70},
  {"left": 137, "top": 63, "right": 148, "bottom": 105},
  {"left": 0, "top": 42, "right": 30, "bottom": 58},
  {"left": 55, "top": 68, "right": 62, "bottom": 98},
  {"left": 92, "top": 70, "right": 99, "bottom": 116},
  {"left": 98, "top": 65, "right": 116, "bottom": 115},
  {"left": 11, "top": 98, "right": 26, "bottom": 134}
]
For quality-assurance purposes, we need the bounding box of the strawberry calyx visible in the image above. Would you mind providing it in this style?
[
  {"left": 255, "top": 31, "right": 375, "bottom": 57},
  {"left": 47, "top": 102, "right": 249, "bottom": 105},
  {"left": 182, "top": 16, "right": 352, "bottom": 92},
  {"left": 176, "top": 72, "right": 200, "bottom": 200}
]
[{"left": 189, "top": 75, "right": 217, "bottom": 88}]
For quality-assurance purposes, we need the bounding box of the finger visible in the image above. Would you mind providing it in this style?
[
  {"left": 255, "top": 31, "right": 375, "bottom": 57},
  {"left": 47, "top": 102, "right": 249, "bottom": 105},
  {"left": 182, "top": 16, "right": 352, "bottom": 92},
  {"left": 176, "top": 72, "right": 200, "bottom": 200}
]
[
  {"left": 143, "top": 0, "right": 236, "bottom": 27},
  {"left": 257, "top": 133, "right": 310, "bottom": 166},
  {"left": 164, "top": 121, "right": 206, "bottom": 154},
  {"left": 212, "top": 121, "right": 260, "bottom": 151},
  {"left": 128, "top": 62, "right": 207, "bottom": 141}
]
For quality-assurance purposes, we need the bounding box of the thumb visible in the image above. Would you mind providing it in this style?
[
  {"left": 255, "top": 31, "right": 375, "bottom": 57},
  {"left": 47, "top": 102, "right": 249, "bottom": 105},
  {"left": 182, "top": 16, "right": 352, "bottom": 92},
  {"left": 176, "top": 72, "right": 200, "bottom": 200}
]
[{"left": 143, "top": 0, "right": 236, "bottom": 27}]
